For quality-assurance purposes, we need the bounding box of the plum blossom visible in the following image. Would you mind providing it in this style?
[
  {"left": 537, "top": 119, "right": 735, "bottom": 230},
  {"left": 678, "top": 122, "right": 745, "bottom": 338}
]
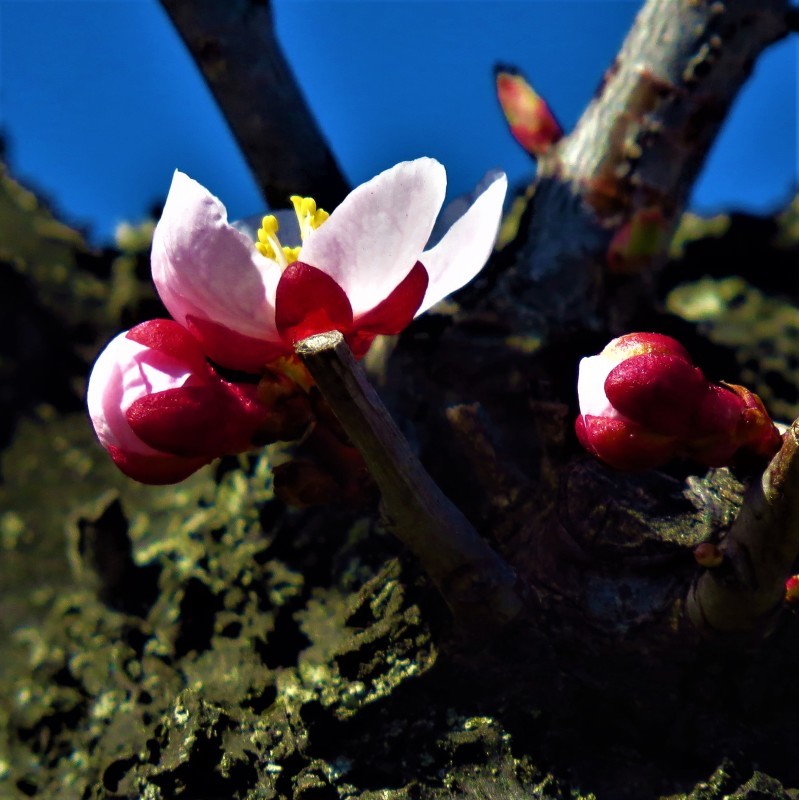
[
  {"left": 87, "top": 320, "right": 274, "bottom": 484},
  {"left": 151, "top": 158, "right": 508, "bottom": 371},
  {"left": 576, "top": 332, "right": 782, "bottom": 471}
]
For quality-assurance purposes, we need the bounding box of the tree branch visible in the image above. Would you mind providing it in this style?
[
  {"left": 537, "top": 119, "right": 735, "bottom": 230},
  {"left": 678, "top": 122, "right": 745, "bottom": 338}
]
[
  {"left": 498, "top": 0, "right": 791, "bottom": 334},
  {"left": 687, "top": 422, "right": 799, "bottom": 641},
  {"left": 295, "top": 332, "right": 526, "bottom": 633},
  {"left": 158, "top": 0, "right": 350, "bottom": 209}
]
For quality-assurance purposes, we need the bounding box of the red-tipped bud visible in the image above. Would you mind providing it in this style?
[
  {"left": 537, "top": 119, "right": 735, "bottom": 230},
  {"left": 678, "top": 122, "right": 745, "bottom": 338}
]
[
  {"left": 604, "top": 353, "right": 705, "bottom": 438},
  {"left": 693, "top": 542, "right": 724, "bottom": 568},
  {"left": 495, "top": 65, "right": 562, "bottom": 156},
  {"left": 725, "top": 383, "right": 784, "bottom": 460},
  {"left": 88, "top": 320, "right": 277, "bottom": 484},
  {"left": 786, "top": 575, "right": 799, "bottom": 605},
  {"left": 576, "top": 333, "right": 781, "bottom": 471}
]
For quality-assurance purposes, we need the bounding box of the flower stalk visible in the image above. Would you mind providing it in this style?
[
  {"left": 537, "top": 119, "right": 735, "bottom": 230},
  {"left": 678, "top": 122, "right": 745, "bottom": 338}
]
[{"left": 295, "top": 331, "right": 526, "bottom": 632}]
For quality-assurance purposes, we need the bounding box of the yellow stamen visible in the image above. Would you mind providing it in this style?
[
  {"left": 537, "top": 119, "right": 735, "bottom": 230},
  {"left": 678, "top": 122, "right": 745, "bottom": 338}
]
[
  {"left": 256, "top": 214, "right": 284, "bottom": 263},
  {"left": 282, "top": 246, "right": 302, "bottom": 263},
  {"left": 255, "top": 197, "right": 328, "bottom": 270},
  {"left": 290, "top": 195, "right": 329, "bottom": 241}
]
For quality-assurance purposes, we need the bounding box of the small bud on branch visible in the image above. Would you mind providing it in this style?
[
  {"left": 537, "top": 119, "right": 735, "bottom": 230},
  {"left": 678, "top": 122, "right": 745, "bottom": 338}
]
[
  {"left": 576, "top": 333, "right": 782, "bottom": 471},
  {"left": 495, "top": 65, "right": 563, "bottom": 157}
]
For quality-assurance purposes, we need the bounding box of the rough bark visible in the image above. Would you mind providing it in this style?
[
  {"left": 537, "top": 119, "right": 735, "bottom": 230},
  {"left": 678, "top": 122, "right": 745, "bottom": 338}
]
[{"left": 688, "top": 422, "right": 799, "bottom": 641}]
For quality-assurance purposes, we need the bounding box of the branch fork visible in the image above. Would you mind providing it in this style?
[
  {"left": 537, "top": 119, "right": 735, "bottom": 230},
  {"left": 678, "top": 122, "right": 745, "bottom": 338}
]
[{"left": 687, "top": 422, "right": 799, "bottom": 641}]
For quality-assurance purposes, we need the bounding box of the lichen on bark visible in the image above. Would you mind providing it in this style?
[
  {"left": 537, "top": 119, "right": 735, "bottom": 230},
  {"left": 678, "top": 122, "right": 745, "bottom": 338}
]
[
  {"left": 3, "top": 0, "right": 799, "bottom": 796},
  {"left": 3, "top": 151, "right": 799, "bottom": 797}
]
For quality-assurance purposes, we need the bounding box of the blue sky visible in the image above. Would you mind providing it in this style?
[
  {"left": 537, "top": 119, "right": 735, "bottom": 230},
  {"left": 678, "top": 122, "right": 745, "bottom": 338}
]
[{"left": 0, "top": 0, "right": 796, "bottom": 245}]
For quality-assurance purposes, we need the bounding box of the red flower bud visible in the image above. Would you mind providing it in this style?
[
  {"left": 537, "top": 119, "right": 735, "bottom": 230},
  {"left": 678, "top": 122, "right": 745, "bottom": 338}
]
[
  {"left": 495, "top": 65, "right": 562, "bottom": 156},
  {"left": 576, "top": 333, "right": 781, "bottom": 471},
  {"left": 88, "top": 320, "right": 277, "bottom": 484},
  {"left": 786, "top": 575, "right": 799, "bottom": 605}
]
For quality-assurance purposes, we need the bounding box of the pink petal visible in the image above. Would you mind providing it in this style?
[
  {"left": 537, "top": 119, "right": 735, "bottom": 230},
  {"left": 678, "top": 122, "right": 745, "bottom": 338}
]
[
  {"left": 299, "top": 158, "right": 446, "bottom": 317},
  {"left": 150, "top": 171, "right": 282, "bottom": 352},
  {"left": 415, "top": 171, "right": 507, "bottom": 315},
  {"left": 275, "top": 262, "right": 354, "bottom": 345},
  {"left": 87, "top": 330, "right": 198, "bottom": 457},
  {"left": 576, "top": 354, "right": 621, "bottom": 419}
]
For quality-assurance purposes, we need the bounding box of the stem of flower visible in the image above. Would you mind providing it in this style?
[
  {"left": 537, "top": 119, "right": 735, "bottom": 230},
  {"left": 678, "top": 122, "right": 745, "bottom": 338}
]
[
  {"left": 295, "top": 331, "right": 526, "bottom": 632},
  {"left": 687, "top": 422, "right": 799, "bottom": 642}
]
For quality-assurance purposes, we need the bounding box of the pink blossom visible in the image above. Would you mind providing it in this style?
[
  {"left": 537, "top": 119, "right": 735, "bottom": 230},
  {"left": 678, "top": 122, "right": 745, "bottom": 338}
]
[
  {"left": 151, "top": 158, "right": 507, "bottom": 371},
  {"left": 87, "top": 320, "right": 272, "bottom": 484}
]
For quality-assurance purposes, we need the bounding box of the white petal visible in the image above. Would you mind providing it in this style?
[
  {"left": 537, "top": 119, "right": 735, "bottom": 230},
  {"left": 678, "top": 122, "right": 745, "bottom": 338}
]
[
  {"left": 577, "top": 354, "right": 622, "bottom": 419},
  {"left": 415, "top": 172, "right": 507, "bottom": 315},
  {"left": 151, "top": 171, "right": 281, "bottom": 342},
  {"left": 299, "top": 158, "right": 446, "bottom": 316}
]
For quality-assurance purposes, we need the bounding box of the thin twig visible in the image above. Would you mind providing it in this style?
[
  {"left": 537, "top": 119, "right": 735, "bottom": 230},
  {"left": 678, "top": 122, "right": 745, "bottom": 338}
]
[
  {"left": 687, "top": 423, "right": 799, "bottom": 641},
  {"left": 158, "top": 0, "right": 350, "bottom": 209},
  {"left": 296, "top": 332, "right": 526, "bottom": 633}
]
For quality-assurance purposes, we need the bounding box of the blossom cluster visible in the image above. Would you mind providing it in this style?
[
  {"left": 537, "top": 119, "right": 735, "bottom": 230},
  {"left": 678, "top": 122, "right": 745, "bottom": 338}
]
[
  {"left": 88, "top": 159, "right": 508, "bottom": 484},
  {"left": 575, "top": 333, "right": 782, "bottom": 471}
]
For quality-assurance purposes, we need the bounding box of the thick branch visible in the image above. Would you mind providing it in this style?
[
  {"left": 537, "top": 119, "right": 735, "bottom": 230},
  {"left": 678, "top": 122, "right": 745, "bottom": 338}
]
[
  {"left": 296, "top": 332, "right": 526, "bottom": 632},
  {"left": 501, "top": 0, "right": 791, "bottom": 333},
  {"left": 158, "top": 0, "right": 350, "bottom": 209},
  {"left": 687, "top": 422, "right": 799, "bottom": 640},
  {"left": 560, "top": 0, "right": 789, "bottom": 221}
]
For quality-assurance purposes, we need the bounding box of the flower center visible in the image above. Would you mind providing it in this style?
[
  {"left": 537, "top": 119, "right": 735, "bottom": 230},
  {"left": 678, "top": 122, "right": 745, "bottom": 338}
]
[{"left": 255, "top": 195, "right": 329, "bottom": 269}]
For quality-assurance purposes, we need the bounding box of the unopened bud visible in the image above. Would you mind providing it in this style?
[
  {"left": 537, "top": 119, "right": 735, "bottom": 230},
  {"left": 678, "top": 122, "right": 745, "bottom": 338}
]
[
  {"left": 693, "top": 542, "right": 724, "bottom": 568},
  {"left": 786, "top": 575, "right": 799, "bottom": 605},
  {"left": 576, "top": 332, "right": 781, "bottom": 471},
  {"left": 495, "top": 65, "right": 562, "bottom": 156}
]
